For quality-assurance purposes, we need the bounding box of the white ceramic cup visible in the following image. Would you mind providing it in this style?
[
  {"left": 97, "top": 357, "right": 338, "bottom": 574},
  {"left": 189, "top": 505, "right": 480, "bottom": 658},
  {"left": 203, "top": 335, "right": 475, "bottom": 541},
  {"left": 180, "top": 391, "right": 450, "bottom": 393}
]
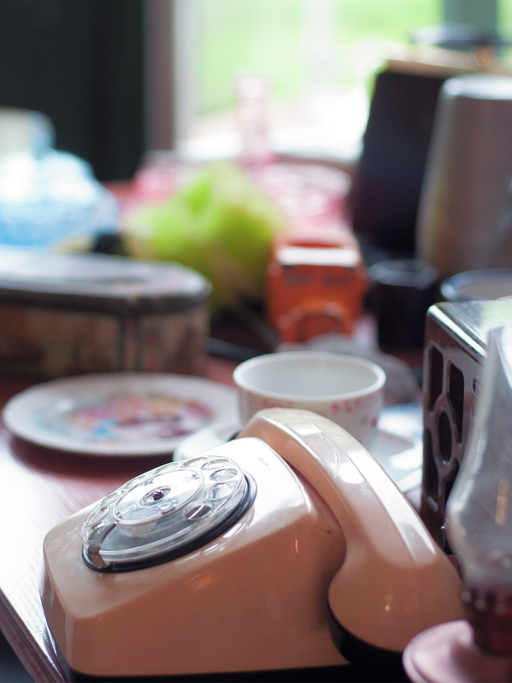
[{"left": 233, "top": 351, "right": 386, "bottom": 447}]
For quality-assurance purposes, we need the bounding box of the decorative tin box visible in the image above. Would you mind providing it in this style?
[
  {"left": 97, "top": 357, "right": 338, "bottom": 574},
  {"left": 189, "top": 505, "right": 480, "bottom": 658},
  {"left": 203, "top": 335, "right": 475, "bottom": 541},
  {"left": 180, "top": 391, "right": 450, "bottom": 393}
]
[{"left": 0, "top": 248, "right": 211, "bottom": 378}]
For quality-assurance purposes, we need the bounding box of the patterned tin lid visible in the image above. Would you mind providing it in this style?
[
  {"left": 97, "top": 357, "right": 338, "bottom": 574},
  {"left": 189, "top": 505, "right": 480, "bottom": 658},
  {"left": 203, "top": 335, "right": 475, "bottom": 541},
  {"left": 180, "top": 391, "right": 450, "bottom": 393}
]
[{"left": 0, "top": 247, "right": 211, "bottom": 314}]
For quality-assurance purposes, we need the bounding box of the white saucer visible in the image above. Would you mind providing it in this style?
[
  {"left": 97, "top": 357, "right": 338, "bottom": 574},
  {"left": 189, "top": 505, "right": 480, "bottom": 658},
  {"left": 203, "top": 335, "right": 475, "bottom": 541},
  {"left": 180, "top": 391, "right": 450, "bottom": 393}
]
[
  {"left": 174, "top": 403, "right": 423, "bottom": 494},
  {"left": 370, "top": 404, "right": 423, "bottom": 493},
  {"left": 3, "top": 373, "right": 239, "bottom": 457},
  {"left": 173, "top": 420, "right": 241, "bottom": 462}
]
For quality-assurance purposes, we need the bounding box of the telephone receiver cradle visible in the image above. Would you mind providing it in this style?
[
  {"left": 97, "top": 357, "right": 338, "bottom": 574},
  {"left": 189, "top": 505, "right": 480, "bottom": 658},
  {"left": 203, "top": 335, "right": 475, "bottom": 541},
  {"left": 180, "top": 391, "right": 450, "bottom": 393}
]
[{"left": 41, "top": 408, "right": 464, "bottom": 679}]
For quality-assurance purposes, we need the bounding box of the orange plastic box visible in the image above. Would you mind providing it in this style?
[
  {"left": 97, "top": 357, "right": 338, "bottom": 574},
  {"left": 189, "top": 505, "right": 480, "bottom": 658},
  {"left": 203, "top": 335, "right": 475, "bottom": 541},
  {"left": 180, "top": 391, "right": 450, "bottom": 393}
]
[{"left": 266, "top": 228, "right": 368, "bottom": 343}]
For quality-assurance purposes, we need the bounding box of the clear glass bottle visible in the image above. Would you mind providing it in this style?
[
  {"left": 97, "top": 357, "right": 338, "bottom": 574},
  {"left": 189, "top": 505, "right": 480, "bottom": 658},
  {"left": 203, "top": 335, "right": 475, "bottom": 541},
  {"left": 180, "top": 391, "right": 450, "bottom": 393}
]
[{"left": 447, "top": 325, "right": 512, "bottom": 655}]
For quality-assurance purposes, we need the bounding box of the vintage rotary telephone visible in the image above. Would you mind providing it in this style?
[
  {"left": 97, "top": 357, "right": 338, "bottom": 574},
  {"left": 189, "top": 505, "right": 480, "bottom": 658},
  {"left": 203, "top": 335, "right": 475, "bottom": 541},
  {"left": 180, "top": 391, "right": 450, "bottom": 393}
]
[{"left": 42, "top": 408, "right": 463, "bottom": 680}]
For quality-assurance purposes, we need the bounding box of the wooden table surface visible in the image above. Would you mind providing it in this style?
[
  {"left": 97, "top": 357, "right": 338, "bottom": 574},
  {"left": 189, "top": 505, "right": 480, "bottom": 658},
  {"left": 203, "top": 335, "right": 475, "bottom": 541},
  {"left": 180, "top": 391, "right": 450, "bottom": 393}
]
[
  {"left": 0, "top": 357, "right": 237, "bottom": 683},
  {"left": 0, "top": 350, "right": 424, "bottom": 683}
]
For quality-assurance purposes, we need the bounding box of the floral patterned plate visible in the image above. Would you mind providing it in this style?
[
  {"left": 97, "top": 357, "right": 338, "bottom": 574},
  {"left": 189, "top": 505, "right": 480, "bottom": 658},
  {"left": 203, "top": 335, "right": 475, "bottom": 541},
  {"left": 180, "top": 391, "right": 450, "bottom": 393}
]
[{"left": 3, "top": 373, "right": 238, "bottom": 456}]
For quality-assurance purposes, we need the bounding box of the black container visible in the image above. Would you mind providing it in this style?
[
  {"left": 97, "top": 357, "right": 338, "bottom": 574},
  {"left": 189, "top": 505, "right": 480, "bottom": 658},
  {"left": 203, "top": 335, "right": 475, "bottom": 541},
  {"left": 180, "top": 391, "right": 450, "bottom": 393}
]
[{"left": 369, "top": 259, "right": 439, "bottom": 350}]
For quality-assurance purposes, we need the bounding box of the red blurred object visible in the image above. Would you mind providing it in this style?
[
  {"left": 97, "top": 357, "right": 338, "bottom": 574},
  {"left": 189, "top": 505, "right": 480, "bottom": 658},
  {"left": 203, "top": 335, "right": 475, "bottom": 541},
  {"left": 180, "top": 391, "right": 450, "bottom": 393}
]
[{"left": 266, "top": 224, "right": 368, "bottom": 343}]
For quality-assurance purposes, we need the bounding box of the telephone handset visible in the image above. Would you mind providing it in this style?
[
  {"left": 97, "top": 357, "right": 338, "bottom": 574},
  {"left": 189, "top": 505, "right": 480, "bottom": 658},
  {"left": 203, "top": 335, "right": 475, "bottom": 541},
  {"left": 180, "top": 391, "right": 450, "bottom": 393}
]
[
  {"left": 41, "top": 408, "right": 463, "bottom": 680},
  {"left": 238, "top": 408, "right": 464, "bottom": 653}
]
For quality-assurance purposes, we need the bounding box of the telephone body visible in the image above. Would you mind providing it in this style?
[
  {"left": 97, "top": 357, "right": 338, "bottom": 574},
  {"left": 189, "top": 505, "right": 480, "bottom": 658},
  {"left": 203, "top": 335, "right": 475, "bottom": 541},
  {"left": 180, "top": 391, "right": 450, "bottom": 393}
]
[{"left": 41, "top": 408, "right": 464, "bottom": 679}]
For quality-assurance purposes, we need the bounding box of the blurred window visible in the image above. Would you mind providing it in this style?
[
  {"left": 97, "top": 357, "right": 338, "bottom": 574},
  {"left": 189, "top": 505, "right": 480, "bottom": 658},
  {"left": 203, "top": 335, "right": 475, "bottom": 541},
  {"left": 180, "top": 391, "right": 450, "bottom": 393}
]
[
  {"left": 176, "top": 0, "right": 442, "bottom": 164},
  {"left": 147, "top": 1, "right": 512, "bottom": 165}
]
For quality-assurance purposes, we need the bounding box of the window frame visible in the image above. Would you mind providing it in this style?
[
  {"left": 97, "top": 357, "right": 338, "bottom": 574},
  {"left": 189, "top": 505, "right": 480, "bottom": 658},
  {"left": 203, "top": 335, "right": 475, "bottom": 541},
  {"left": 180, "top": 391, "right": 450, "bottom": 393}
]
[{"left": 143, "top": 0, "right": 499, "bottom": 158}]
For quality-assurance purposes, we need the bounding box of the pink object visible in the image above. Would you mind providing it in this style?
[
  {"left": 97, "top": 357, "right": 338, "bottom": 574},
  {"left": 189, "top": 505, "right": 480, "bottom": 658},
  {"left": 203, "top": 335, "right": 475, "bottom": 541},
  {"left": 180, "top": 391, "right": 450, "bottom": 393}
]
[
  {"left": 403, "top": 620, "right": 512, "bottom": 683},
  {"left": 252, "top": 161, "right": 351, "bottom": 226}
]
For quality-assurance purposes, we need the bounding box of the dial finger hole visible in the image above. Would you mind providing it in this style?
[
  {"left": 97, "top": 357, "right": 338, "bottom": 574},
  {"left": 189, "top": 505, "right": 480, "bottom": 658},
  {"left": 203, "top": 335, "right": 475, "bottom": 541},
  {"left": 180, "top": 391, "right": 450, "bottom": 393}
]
[
  {"left": 201, "top": 457, "right": 232, "bottom": 471},
  {"left": 204, "top": 483, "right": 233, "bottom": 500},
  {"left": 83, "top": 520, "right": 111, "bottom": 542},
  {"left": 209, "top": 467, "right": 239, "bottom": 482},
  {"left": 182, "top": 457, "right": 209, "bottom": 468},
  {"left": 114, "top": 503, "right": 137, "bottom": 521},
  {"left": 154, "top": 461, "right": 180, "bottom": 473},
  {"left": 84, "top": 506, "right": 109, "bottom": 528},
  {"left": 125, "top": 472, "right": 155, "bottom": 488},
  {"left": 99, "top": 490, "right": 124, "bottom": 510},
  {"left": 185, "top": 503, "right": 212, "bottom": 520}
]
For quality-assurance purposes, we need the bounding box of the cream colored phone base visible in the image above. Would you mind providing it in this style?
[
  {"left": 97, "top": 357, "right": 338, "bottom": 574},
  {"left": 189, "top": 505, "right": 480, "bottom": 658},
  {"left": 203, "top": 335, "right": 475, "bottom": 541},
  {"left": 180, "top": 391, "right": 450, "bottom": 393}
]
[{"left": 41, "top": 408, "right": 463, "bottom": 679}]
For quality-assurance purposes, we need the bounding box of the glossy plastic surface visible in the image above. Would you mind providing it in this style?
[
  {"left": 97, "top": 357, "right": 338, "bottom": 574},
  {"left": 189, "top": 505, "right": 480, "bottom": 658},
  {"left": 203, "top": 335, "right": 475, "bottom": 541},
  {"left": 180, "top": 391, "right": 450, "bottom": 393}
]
[
  {"left": 42, "top": 435, "right": 347, "bottom": 677},
  {"left": 239, "top": 408, "right": 464, "bottom": 652},
  {"left": 41, "top": 408, "right": 463, "bottom": 677}
]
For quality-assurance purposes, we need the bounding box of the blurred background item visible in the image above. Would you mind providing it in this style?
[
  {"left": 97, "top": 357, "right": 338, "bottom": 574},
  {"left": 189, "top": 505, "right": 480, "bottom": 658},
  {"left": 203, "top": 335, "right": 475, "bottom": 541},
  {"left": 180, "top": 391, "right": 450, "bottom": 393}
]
[
  {"left": 277, "top": 331, "right": 419, "bottom": 406},
  {"left": 266, "top": 223, "right": 367, "bottom": 343},
  {"left": 0, "top": 248, "right": 211, "bottom": 378},
  {"left": 0, "top": 106, "right": 119, "bottom": 250},
  {"left": 350, "top": 18, "right": 512, "bottom": 263},
  {"left": 0, "top": 147, "right": 119, "bottom": 250},
  {"left": 122, "top": 160, "right": 287, "bottom": 315},
  {"left": 416, "top": 74, "right": 512, "bottom": 278},
  {"left": 3, "top": 1, "right": 512, "bottom": 357},
  {"left": 410, "top": 22, "right": 512, "bottom": 54},
  {"left": 441, "top": 268, "right": 512, "bottom": 301},
  {"left": 0, "top": 107, "right": 53, "bottom": 158},
  {"left": 368, "top": 259, "right": 439, "bottom": 350}
]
